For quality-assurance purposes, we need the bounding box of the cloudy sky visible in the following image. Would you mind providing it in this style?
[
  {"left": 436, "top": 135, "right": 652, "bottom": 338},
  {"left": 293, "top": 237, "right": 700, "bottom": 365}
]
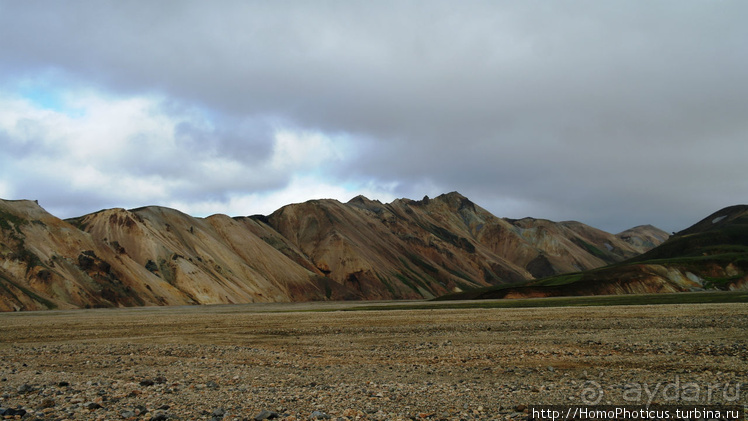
[{"left": 1, "top": 1, "right": 746, "bottom": 233}]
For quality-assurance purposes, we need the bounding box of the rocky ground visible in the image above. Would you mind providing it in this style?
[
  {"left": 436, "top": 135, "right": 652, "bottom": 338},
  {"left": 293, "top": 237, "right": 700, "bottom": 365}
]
[{"left": 0, "top": 302, "right": 746, "bottom": 420}]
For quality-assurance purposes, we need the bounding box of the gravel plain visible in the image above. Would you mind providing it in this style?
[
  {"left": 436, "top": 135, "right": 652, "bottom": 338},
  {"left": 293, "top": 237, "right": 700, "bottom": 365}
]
[{"left": 0, "top": 301, "right": 746, "bottom": 420}]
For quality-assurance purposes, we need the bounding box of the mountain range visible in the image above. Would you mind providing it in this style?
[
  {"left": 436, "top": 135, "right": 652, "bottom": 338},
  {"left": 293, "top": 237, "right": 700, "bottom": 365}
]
[
  {"left": 0, "top": 192, "right": 668, "bottom": 311},
  {"left": 441, "top": 204, "right": 748, "bottom": 300}
]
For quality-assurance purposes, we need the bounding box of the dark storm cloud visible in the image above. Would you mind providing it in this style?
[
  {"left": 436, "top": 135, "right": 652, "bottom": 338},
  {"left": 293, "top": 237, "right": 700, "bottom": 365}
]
[{"left": 0, "top": 1, "right": 746, "bottom": 232}]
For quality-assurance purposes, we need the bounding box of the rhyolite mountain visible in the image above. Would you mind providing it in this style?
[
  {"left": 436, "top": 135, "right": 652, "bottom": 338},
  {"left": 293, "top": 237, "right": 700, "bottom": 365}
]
[
  {"left": 0, "top": 192, "right": 667, "bottom": 311},
  {"left": 440, "top": 204, "right": 748, "bottom": 300}
]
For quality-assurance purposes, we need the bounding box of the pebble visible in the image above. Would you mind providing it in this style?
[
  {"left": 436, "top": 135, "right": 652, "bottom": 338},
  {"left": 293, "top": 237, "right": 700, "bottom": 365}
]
[
  {"left": 150, "top": 411, "right": 169, "bottom": 421},
  {"left": 16, "top": 383, "right": 33, "bottom": 394},
  {"left": 121, "top": 409, "right": 137, "bottom": 418},
  {"left": 255, "top": 409, "right": 280, "bottom": 420},
  {"left": 0, "top": 407, "right": 27, "bottom": 417},
  {"left": 85, "top": 401, "right": 103, "bottom": 410},
  {"left": 0, "top": 305, "right": 744, "bottom": 420},
  {"left": 212, "top": 407, "right": 226, "bottom": 419}
]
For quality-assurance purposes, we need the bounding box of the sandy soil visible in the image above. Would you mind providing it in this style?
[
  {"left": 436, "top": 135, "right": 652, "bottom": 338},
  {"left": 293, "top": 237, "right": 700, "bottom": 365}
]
[{"left": 0, "top": 302, "right": 746, "bottom": 420}]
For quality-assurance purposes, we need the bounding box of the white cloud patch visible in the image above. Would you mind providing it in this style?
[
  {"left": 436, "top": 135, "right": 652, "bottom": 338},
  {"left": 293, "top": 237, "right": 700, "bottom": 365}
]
[
  {"left": 0, "top": 180, "right": 9, "bottom": 199},
  {"left": 270, "top": 130, "right": 343, "bottom": 172},
  {"left": 166, "top": 175, "right": 399, "bottom": 218},
  {"left": 0, "top": 87, "right": 372, "bottom": 218}
]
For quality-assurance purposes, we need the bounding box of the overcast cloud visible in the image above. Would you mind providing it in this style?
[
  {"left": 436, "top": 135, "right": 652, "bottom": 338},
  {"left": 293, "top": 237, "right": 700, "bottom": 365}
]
[{"left": 0, "top": 1, "right": 746, "bottom": 233}]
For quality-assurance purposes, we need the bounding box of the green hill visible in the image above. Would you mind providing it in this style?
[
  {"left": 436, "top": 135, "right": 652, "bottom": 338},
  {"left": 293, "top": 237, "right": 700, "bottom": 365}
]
[{"left": 437, "top": 205, "right": 748, "bottom": 301}]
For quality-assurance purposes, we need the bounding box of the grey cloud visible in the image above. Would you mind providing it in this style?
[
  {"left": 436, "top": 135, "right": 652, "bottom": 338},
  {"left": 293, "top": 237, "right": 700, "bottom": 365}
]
[
  {"left": 1, "top": 1, "right": 747, "bottom": 232},
  {"left": 0, "top": 124, "right": 49, "bottom": 158},
  {"left": 172, "top": 115, "right": 276, "bottom": 166}
]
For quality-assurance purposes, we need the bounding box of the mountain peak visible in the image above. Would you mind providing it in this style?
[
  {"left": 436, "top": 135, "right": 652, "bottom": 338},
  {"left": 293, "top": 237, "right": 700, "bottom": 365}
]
[
  {"left": 347, "top": 194, "right": 386, "bottom": 213},
  {"left": 435, "top": 191, "right": 467, "bottom": 201},
  {"left": 0, "top": 198, "right": 52, "bottom": 221},
  {"left": 430, "top": 192, "right": 477, "bottom": 213},
  {"left": 675, "top": 204, "right": 748, "bottom": 237},
  {"left": 347, "top": 194, "right": 371, "bottom": 204}
]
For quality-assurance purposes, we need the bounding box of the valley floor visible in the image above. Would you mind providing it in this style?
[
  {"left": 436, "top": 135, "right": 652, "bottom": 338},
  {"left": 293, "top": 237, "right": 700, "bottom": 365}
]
[{"left": 0, "top": 302, "right": 746, "bottom": 420}]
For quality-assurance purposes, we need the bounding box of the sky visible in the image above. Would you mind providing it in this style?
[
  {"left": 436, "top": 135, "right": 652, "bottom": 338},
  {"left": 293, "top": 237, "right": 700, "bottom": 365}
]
[{"left": 0, "top": 1, "right": 746, "bottom": 234}]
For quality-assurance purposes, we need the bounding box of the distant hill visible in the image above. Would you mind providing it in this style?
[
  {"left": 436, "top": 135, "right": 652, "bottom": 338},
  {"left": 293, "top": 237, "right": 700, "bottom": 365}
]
[
  {"left": 438, "top": 205, "right": 748, "bottom": 301},
  {"left": 0, "top": 193, "right": 667, "bottom": 311}
]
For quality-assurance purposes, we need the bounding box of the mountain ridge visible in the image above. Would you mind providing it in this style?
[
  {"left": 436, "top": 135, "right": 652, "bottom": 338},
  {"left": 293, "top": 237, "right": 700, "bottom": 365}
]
[
  {"left": 439, "top": 204, "right": 748, "bottom": 301},
  {"left": 0, "top": 192, "right": 668, "bottom": 311}
]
